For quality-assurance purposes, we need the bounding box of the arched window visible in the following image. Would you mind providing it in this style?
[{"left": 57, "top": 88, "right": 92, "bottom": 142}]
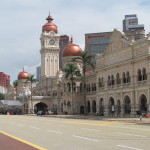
[
  {"left": 111, "top": 75, "right": 114, "bottom": 85},
  {"left": 116, "top": 73, "right": 120, "bottom": 84},
  {"left": 142, "top": 68, "right": 147, "bottom": 80},
  {"left": 122, "top": 72, "right": 126, "bottom": 83},
  {"left": 80, "top": 83, "right": 82, "bottom": 92},
  {"left": 99, "top": 78, "right": 101, "bottom": 88},
  {"left": 108, "top": 76, "right": 111, "bottom": 86},
  {"left": 67, "top": 83, "right": 71, "bottom": 92},
  {"left": 126, "top": 71, "right": 130, "bottom": 83},
  {"left": 137, "top": 69, "right": 142, "bottom": 81},
  {"left": 73, "top": 82, "right": 76, "bottom": 92},
  {"left": 94, "top": 83, "right": 96, "bottom": 91},
  {"left": 89, "top": 84, "right": 91, "bottom": 92}
]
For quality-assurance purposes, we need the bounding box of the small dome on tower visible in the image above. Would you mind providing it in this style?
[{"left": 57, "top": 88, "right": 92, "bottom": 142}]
[
  {"left": 42, "top": 14, "right": 58, "bottom": 33},
  {"left": 18, "top": 68, "right": 29, "bottom": 80},
  {"left": 63, "top": 37, "right": 82, "bottom": 57}
]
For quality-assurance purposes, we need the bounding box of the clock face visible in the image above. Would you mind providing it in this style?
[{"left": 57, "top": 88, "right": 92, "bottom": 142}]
[{"left": 49, "top": 39, "right": 55, "bottom": 45}]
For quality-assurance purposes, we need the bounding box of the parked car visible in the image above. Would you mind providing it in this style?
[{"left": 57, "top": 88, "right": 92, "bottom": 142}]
[{"left": 37, "top": 110, "right": 45, "bottom": 116}]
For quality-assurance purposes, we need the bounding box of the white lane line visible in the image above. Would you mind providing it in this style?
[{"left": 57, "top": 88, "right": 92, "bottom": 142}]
[
  {"left": 30, "top": 127, "right": 40, "bottom": 130},
  {"left": 81, "top": 128, "right": 101, "bottom": 132},
  {"left": 72, "top": 135, "right": 98, "bottom": 142},
  {"left": 114, "top": 132, "right": 146, "bottom": 138},
  {"left": 47, "top": 130, "right": 63, "bottom": 134},
  {"left": 117, "top": 145, "right": 143, "bottom": 150}
]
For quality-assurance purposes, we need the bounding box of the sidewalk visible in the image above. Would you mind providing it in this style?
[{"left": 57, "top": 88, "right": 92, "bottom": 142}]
[{"left": 28, "top": 114, "right": 150, "bottom": 123}]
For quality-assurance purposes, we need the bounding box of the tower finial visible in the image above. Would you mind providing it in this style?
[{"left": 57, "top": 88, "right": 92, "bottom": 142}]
[
  {"left": 49, "top": 11, "right": 50, "bottom": 16},
  {"left": 70, "top": 36, "right": 73, "bottom": 43},
  {"left": 23, "top": 67, "right": 24, "bottom": 72}
]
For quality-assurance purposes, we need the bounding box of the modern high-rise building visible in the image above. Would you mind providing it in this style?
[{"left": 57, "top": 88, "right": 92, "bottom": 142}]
[
  {"left": 59, "top": 35, "right": 70, "bottom": 69},
  {"left": 85, "top": 32, "right": 112, "bottom": 70},
  {"left": 0, "top": 72, "right": 10, "bottom": 88},
  {"left": 123, "top": 14, "right": 145, "bottom": 40},
  {"left": 36, "top": 66, "right": 41, "bottom": 81},
  {"left": 85, "top": 32, "right": 112, "bottom": 56}
]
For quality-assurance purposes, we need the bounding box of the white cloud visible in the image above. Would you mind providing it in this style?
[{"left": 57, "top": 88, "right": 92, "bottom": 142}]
[{"left": 0, "top": 0, "right": 150, "bottom": 82}]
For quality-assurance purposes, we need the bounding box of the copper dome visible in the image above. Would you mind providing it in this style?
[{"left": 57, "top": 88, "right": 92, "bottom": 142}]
[
  {"left": 18, "top": 69, "right": 29, "bottom": 80},
  {"left": 63, "top": 38, "right": 81, "bottom": 57},
  {"left": 42, "top": 15, "right": 58, "bottom": 33}
]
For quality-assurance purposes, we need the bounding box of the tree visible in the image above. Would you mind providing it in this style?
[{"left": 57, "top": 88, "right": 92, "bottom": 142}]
[
  {"left": 13, "top": 80, "right": 18, "bottom": 100},
  {"left": 63, "top": 63, "right": 81, "bottom": 114},
  {"left": 73, "top": 51, "right": 94, "bottom": 115},
  {"left": 27, "top": 74, "right": 36, "bottom": 113},
  {"left": 0, "top": 93, "right": 5, "bottom": 100}
]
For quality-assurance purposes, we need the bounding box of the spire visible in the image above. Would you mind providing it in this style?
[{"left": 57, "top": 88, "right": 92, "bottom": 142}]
[
  {"left": 70, "top": 36, "right": 73, "bottom": 44},
  {"left": 23, "top": 67, "right": 24, "bottom": 72},
  {"left": 46, "top": 12, "right": 53, "bottom": 22}
]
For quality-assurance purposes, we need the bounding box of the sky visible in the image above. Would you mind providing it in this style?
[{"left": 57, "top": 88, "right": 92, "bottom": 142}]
[{"left": 1, "top": 0, "right": 150, "bottom": 83}]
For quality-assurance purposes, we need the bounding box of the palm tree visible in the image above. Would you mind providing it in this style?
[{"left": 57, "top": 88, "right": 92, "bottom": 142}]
[
  {"left": 63, "top": 63, "right": 81, "bottom": 114},
  {"left": 73, "top": 51, "right": 94, "bottom": 115},
  {"left": 27, "top": 74, "right": 36, "bottom": 113},
  {"left": 13, "top": 80, "right": 18, "bottom": 100}
]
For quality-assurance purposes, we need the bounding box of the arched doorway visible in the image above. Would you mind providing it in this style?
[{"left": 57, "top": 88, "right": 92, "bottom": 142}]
[
  {"left": 80, "top": 106, "right": 84, "bottom": 114},
  {"left": 139, "top": 94, "right": 147, "bottom": 114},
  {"left": 34, "top": 102, "right": 48, "bottom": 113},
  {"left": 87, "top": 101, "right": 90, "bottom": 113},
  {"left": 109, "top": 97, "right": 115, "bottom": 115},
  {"left": 124, "top": 95, "right": 131, "bottom": 115},
  {"left": 99, "top": 98, "right": 104, "bottom": 116},
  {"left": 92, "top": 100, "right": 96, "bottom": 113}
]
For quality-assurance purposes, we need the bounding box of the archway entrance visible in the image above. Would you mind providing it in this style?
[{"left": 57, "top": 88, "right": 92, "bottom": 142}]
[
  {"left": 139, "top": 94, "right": 147, "bottom": 114},
  {"left": 80, "top": 106, "right": 84, "bottom": 114},
  {"left": 92, "top": 100, "right": 96, "bottom": 114},
  {"left": 99, "top": 98, "right": 104, "bottom": 116},
  {"left": 34, "top": 102, "right": 48, "bottom": 113},
  {"left": 124, "top": 95, "right": 131, "bottom": 115},
  {"left": 87, "top": 101, "right": 90, "bottom": 113},
  {"left": 109, "top": 97, "right": 115, "bottom": 115}
]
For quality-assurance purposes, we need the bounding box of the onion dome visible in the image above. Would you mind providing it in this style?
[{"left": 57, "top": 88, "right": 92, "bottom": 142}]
[
  {"left": 63, "top": 37, "right": 82, "bottom": 57},
  {"left": 18, "top": 68, "right": 29, "bottom": 80},
  {"left": 42, "top": 14, "right": 58, "bottom": 33}
]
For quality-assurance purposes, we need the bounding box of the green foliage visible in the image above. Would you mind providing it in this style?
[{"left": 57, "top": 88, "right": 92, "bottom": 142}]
[
  {"left": 63, "top": 63, "right": 81, "bottom": 81},
  {"left": 0, "top": 93, "right": 5, "bottom": 100},
  {"left": 73, "top": 51, "right": 94, "bottom": 76},
  {"left": 13, "top": 80, "right": 18, "bottom": 88},
  {"left": 27, "top": 74, "right": 37, "bottom": 84}
]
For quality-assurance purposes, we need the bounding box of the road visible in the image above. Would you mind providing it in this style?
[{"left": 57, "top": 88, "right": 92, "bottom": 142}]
[{"left": 0, "top": 115, "right": 150, "bottom": 150}]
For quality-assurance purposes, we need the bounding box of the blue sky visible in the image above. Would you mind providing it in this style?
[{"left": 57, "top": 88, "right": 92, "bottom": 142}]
[{"left": 0, "top": 0, "right": 150, "bottom": 83}]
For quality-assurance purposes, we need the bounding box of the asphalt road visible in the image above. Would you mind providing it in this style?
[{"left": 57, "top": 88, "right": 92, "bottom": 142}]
[{"left": 0, "top": 115, "right": 150, "bottom": 150}]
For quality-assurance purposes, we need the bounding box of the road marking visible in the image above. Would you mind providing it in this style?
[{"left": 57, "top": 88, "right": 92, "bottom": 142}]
[
  {"left": 65, "top": 121, "right": 117, "bottom": 126},
  {"left": 117, "top": 145, "right": 143, "bottom": 150},
  {"left": 114, "top": 132, "right": 146, "bottom": 138},
  {"left": 0, "top": 130, "right": 47, "bottom": 150},
  {"left": 72, "top": 135, "right": 98, "bottom": 142},
  {"left": 81, "top": 128, "right": 101, "bottom": 132},
  {"left": 47, "top": 130, "right": 63, "bottom": 134},
  {"left": 30, "top": 127, "right": 40, "bottom": 130}
]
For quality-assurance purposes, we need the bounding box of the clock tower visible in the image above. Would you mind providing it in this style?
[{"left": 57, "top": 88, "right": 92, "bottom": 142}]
[{"left": 40, "top": 14, "right": 60, "bottom": 77}]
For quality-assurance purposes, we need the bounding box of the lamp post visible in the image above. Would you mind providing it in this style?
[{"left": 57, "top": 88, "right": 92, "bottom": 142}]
[{"left": 19, "top": 91, "right": 31, "bottom": 114}]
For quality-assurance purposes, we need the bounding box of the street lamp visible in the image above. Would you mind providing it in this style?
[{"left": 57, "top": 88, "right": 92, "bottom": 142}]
[{"left": 19, "top": 91, "right": 31, "bottom": 114}]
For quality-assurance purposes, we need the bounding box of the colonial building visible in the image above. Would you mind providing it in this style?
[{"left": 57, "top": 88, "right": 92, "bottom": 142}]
[{"left": 16, "top": 14, "right": 150, "bottom": 116}]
